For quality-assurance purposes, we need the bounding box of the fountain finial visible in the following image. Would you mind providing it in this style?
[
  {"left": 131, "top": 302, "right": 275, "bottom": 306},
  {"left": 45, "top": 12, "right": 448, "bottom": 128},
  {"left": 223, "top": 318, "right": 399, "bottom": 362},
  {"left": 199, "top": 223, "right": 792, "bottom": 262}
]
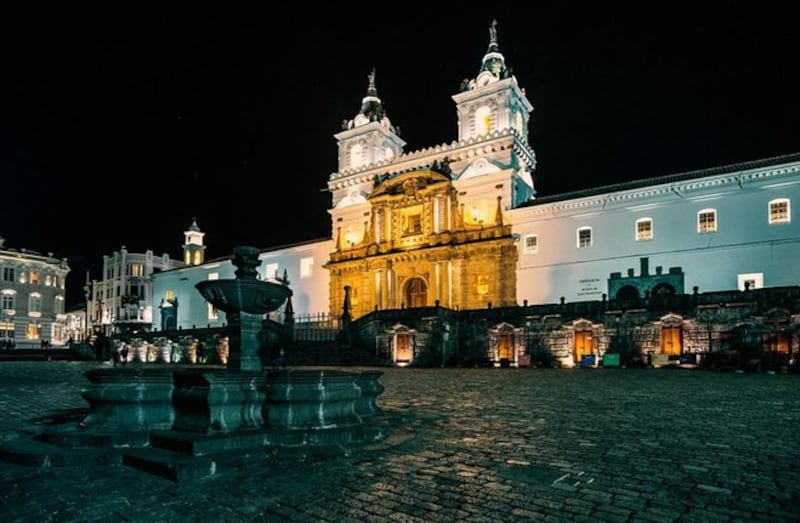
[{"left": 232, "top": 246, "right": 261, "bottom": 280}]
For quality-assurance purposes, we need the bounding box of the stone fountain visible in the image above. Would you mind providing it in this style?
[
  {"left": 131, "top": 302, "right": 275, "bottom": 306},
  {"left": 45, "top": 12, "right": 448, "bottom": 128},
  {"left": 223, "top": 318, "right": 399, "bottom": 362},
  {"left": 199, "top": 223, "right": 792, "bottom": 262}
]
[{"left": 0, "top": 246, "right": 388, "bottom": 481}]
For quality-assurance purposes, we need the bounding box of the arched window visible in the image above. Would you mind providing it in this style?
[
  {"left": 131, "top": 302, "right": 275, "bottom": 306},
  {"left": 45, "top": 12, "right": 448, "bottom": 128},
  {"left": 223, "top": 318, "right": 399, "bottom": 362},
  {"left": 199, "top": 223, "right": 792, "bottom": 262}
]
[
  {"left": 474, "top": 106, "right": 492, "bottom": 135},
  {"left": 405, "top": 277, "right": 428, "bottom": 308},
  {"left": 350, "top": 143, "right": 364, "bottom": 168}
]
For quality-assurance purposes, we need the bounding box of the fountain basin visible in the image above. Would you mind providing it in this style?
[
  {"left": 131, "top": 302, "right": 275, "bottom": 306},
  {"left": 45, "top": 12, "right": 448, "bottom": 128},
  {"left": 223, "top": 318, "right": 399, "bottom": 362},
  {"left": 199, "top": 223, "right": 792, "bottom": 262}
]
[
  {"left": 195, "top": 278, "right": 291, "bottom": 315},
  {"left": 265, "top": 369, "right": 384, "bottom": 430},
  {"left": 80, "top": 367, "right": 176, "bottom": 431}
]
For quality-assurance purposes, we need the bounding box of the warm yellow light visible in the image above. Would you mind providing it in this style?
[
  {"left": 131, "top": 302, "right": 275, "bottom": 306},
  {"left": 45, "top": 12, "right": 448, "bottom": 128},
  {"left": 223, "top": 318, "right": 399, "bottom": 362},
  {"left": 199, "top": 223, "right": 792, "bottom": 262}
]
[
  {"left": 470, "top": 206, "right": 482, "bottom": 223},
  {"left": 476, "top": 275, "right": 489, "bottom": 295}
]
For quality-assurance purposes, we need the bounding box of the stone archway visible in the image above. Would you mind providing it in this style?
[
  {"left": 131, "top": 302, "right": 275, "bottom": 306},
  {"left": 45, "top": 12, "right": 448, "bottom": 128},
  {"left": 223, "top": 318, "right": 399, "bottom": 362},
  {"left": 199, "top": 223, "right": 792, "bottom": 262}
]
[
  {"left": 616, "top": 285, "right": 639, "bottom": 300},
  {"left": 651, "top": 282, "right": 676, "bottom": 296},
  {"left": 404, "top": 277, "right": 428, "bottom": 308}
]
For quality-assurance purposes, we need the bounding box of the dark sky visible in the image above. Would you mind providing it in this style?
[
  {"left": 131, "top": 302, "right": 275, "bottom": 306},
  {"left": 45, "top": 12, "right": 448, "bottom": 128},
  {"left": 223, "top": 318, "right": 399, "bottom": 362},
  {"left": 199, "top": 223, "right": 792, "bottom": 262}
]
[{"left": 1, "top": 6, "right": 797, "bottom": 307}]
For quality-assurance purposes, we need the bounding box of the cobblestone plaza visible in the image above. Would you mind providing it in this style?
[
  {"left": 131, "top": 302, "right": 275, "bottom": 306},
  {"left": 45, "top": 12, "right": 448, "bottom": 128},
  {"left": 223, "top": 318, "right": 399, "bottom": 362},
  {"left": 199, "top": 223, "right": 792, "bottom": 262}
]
[{"left": 0, "top": 361, "right": 798, "bottom": 522}]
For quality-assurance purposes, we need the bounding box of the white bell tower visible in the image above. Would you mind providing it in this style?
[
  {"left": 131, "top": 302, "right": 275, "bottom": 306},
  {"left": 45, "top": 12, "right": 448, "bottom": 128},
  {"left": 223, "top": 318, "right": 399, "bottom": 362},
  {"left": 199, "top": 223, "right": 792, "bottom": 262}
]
[
  {"left": 451, "top": 20, "right": 537, "bottom": 205},
  {"left": 333, "top": 69, "right": 406, "bottom": 177},
  {"left": 182, "top": 217, "right": 206, "bottom": 266}
]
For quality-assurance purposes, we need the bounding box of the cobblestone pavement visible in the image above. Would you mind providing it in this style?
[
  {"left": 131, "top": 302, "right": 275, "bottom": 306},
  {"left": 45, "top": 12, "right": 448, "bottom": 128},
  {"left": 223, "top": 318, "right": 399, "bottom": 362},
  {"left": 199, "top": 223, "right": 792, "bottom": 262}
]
[{"left": 0, "top": 361, "right": 798, "bottom": 522}]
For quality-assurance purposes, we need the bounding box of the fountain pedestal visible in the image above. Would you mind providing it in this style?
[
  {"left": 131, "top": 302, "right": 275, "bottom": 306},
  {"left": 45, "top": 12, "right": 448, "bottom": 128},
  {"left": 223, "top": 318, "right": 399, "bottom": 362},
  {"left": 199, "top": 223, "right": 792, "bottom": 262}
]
[
  {"left": 225, "top": 312, "right": 263, "bottom": 371},
  {"left": 171, "top": 369, "right": 267, "bottom": 434}
]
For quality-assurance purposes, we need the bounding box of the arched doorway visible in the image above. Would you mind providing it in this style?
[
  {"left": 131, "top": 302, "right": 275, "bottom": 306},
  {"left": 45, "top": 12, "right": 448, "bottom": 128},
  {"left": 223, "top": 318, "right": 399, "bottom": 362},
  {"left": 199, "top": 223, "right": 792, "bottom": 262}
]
[
  {"left": 651, "top": 283, "right": 676, "bottom": 296},
  {"left": 395, "top": 331, "right": 413, "bottom": 363},
  {"left": 387, "top": 324, "right": 415, "bottom": 366},
  {"left": 661, "top": 325, "right": 682, "bottom": 356},
  {"left": 498, "top": 333, "right": 514, "bottom": 362},
  {"left": 405, "top": 277, "right": 428, "bottom": 308},
  {"left": 616, "top": 285, "right": 639, "bottom": 300},
  {"left": 573, "top": 321, "right": 594, "bottom": 365},
  {"left": 660, "top": 314, "right": 683, "bottom": 357},
  {"left": 489, "top": 322, "right": 517, "bottom": 367}
]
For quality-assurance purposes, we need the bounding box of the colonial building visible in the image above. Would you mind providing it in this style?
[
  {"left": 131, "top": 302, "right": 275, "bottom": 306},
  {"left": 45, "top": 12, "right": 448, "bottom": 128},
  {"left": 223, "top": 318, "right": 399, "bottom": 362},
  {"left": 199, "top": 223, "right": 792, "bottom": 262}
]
[
  {"left": 0, "top": 236, "right": 70, "bottom": 347},
  {"left": 87, "top": 219, "right": 204, "bottom": 336},
  {"left": 144, "top": 21, "right": 799, "bottom": 368}
]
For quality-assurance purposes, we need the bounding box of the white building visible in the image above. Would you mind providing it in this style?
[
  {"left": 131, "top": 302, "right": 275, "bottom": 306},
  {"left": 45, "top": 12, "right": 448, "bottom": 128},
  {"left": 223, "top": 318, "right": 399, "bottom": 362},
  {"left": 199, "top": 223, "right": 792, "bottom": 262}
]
[
  {"left": 0, "top": 236, "right": 70, "bottom": 347},
  {"left": 87, "top": 219, "right": 207, "bottom": 335}
]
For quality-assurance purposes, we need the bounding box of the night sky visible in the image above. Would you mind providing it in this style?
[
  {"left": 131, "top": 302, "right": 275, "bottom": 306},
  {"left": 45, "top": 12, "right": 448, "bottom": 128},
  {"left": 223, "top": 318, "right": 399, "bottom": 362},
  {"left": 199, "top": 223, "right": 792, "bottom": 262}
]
[{"left": 1, "top": 6, "right": 797, "bottom": 307}]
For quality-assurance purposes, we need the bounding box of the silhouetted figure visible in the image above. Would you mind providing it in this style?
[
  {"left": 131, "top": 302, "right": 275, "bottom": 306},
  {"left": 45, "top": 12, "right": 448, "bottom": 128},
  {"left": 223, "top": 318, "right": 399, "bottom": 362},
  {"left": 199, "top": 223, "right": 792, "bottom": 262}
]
[
  {"left": 196, "top": 341, "right": 205, "bottom": 364},
  {"left": 120, "top": 346, "right": 129, "bottom": 367}
]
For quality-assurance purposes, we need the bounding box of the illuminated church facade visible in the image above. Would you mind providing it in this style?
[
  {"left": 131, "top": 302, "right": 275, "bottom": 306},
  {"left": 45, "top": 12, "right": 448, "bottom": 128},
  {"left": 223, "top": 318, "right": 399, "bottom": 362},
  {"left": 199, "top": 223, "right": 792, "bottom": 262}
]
[{"left": 150, "top": 22, "right": 800, "bottom": 367}]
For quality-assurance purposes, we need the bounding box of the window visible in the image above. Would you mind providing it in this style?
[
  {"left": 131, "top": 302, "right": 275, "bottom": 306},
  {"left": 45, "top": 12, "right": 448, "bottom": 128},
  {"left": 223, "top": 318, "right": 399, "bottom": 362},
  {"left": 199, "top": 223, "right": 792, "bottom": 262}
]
[
  {"left": 769, "top": 198, "right": 790, "bottom": 224},
  {"left": 635, "top": 218, "right": 653, "bottom": 241},
  {"left": 697, "top": 209, "right": 717, "bottom": 233},
  {"left": 193, "top": 251, "right": 202, "bottom": 265},
  {"left": 475, "top": 106, "right": 492, "bottom": 136},
  {"left": 2, "top": 267, "right": 14, "bottom": 282},
  {"left": 1, "top": 293, "right": 14, "bottom": 311},
  {"left": 29, "top": 271, "right": 40, "bottom": 285},
  {"left": 406, "top": 214, "right": 422, "bottom": 235},
  {"left": 300, "top": 257, "right": 314, "bottom": 279},
  {"left": 523, "top": 234, "right": 538, "bottom": 254},
  {"left": 349, "top": 143, "right": 364, "bottom": 169},
  {"left": 184, "top": 251, "right": 191, "bottom": 264},
  {"left": 129, "top": 264, "right": 144, "bottom": 277},
  {"left": 475, "top": 275, "right": 489, "bottom": 296},
  {"left": 738, "top": 273, "right": 763, "bottom": 291},
  {"left": 577, "top": 227, "right": 592, "bottom": 248},
  {"left": 28, "top": 293, "right": 42, "bottom": 316},
  {"left": 401, "top": 205, "right": 424, "bottom": 235},
  {"left": 165, "top": 290, "right": 174, "bottom": 301},
  {"left": 264, "top": 263, "right": 279, "bottom": 281}
]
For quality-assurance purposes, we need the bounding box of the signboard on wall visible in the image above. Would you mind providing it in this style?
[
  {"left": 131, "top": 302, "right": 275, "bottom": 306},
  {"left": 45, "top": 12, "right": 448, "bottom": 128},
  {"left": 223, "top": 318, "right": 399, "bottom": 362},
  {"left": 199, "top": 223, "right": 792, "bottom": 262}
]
[{"left": 577, "top": 277, "right": 602, "bottom": 298}]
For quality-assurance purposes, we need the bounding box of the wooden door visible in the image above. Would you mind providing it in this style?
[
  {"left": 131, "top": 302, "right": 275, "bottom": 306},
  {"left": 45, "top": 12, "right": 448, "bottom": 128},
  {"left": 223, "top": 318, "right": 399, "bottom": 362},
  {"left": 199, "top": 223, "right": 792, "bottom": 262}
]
[
  {"left": 661, "top": 326, "right": 681, "bottom": 356},
  {"left": 395, "top": 333, "right": 412, "bottom": 362},
  {"left": 574, "top": 330, "right": 593, "bottom": 362}
]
